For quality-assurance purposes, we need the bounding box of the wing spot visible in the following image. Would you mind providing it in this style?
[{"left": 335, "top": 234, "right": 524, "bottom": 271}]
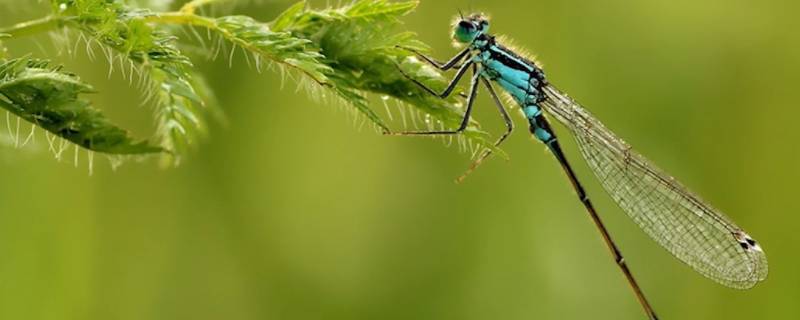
[{"left": 733, "top": 230, "right": 762, "bottom": 252}]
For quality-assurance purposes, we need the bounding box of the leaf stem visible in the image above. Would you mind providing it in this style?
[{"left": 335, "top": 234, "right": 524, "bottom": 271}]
[
  {"left": 180, "top": 0, "right": 229, "bottom": 14},
  {"left": 0, "top": 16, "right": 63, "bottom": 39},
  {"left": 143, "top": 12, "right": 216, "bottom": 29}
]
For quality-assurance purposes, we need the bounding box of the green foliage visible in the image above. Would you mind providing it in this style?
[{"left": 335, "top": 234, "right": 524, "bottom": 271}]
[
  {"left": 0, "top": 58, "right": 162, "bottom": 154},
  {"left": 211, "top": 15, "right": 331, "bottom": 84},
  {"left": 0, "top": 0, "right": 502, "bottom": 167},
  {"left": 125, "top": 0, "right": 174, "bottom": 11},
  {"left": 52, "top": 0, "right": 206, "bottom": 165},
  {"left": 273, "top": 0, "right": 497, "bottom": 149}
]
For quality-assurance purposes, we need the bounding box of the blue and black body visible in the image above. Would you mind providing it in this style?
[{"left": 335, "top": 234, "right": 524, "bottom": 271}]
[
  {"left": 390, "top": 12, "right": 770, "bottom": 320},
  {"left": 392, "top": 15, "right": 573, "bottom": 175}
]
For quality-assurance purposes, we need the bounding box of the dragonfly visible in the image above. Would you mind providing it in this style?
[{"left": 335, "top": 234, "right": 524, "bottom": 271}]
[{"left": 388, "top": 12, "right": 768, "bottom": 319}]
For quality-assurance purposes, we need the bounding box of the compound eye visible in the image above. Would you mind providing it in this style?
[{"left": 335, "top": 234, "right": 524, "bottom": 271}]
[{"left": 458, "top": 21, "right": 475, "bottom": 30}]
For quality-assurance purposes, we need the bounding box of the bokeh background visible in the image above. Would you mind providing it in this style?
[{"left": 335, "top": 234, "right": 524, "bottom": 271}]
[{"left": 0, "top": 0, "right": 798, "bottom": 319}]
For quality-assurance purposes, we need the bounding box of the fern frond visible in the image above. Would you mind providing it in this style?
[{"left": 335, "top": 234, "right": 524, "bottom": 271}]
[
  {"left": 270, "top": 1, "right": 305, "bottom": 32},
  {"left": 0, "top": 58, "right": 162, "bottom": 154},
  {"left": 273, "top": 0, "right": 417, "bottom": 31},
  {"left": 276, "top": 0, "right": 499, "bottom": 154},
  {"left": 1, "top": 0, "right": 506, "bottom": 167},
  {"left": 149, "top": 5, "right": 390, "bottom": 130},
  {"left": 52, "top": 0, "right": 207, "bottom": 165},
  {"left": 212, "top": 15, "right": 331, "bottom": 83},
  {"left": 146, "top": 0, "right": 500, "bottom": 158}
]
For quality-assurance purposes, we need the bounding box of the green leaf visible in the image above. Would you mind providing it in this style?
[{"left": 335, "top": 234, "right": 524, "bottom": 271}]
[
  {"left": 210, "top": 11, "right": 390, "bottom": 130},
  {"left": 53, "top": 0, "right": 208, "bottom": 164},
  {"left": 273, "top": 0, "right": 418, "bottom": 32},
  {"left": 213, "top": 15, "right": 331, "bottom": 84},
  {"left": 344, "top": 0, "right": 418, "bottom": 20},
  {"left": 0, "top": 58, "right": 162, "bottom": 154},
  {"left": 270, "top": 1, "right": 306, "bottom": 32},
  {"left": 20, "top": 0, "right": 505, "bottom": 165},
  {"left": 276, "top": 0, "right": 502, "bottom": 155}
]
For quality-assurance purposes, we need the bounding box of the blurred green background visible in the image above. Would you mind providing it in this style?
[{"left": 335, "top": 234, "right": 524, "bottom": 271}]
[{"left": 1, "top": 0, "right": 798, "bottom": 319}]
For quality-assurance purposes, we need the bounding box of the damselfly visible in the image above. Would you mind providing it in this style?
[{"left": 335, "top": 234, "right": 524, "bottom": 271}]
[{"left": 389, "top": 13, "right": 768, "bottom": 319}]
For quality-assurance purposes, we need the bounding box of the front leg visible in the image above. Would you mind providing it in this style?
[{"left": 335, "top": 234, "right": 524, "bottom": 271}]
[
  {"left": 386, "top": 68, "right": 481, "bottom": 136},
  {"left": 396, "top": 60, "right": 474, "bottom": 99},
  {"left": 398, "top": 46, "right": 471, "bottom": 71}
]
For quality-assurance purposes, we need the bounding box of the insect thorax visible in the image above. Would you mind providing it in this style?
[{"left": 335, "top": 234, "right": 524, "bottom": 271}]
[{"left": 470, "top": 35, "right": 548, "bottom": 106}]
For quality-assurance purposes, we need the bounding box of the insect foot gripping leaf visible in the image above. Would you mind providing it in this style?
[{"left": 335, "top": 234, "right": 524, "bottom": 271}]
[
  {"left": 0, "top": 0, "right": 504, "bottom": 166},
  {"left": 0, "top": 58, "right": 163, "bottom": 154},
  {"left": 272, "top": 0, "right": 502, "bottom": 156}
]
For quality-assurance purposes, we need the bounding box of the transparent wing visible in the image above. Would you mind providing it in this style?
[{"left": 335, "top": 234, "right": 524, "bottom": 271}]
[{"left": 540, "top": 85, "right": 768, "bottom": 289}]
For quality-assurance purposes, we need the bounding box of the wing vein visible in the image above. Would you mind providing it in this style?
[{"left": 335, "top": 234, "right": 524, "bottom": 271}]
[{"left": 540, "top": 85, "right": 767, "bottom": 288}]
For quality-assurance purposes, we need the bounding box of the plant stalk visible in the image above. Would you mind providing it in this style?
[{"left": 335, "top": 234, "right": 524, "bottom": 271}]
[
  {"left": 180, "top": 0, "right": 230, "bottom": 14},
  {"left": 0, "top": 16, "right": 63, "bottom": 39},
  {"left": 143, "top": 12, "right": 218, "bottom": 29}
]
